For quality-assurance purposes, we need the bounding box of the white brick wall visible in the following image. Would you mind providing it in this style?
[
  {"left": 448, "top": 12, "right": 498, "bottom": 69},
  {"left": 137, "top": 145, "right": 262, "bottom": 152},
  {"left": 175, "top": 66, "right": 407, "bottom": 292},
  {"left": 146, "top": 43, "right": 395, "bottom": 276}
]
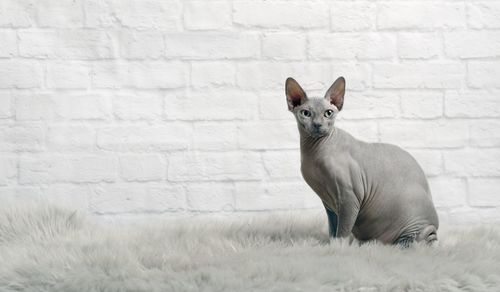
[{"left": 1, "top": 0, "right": 499, "bottom": 223}]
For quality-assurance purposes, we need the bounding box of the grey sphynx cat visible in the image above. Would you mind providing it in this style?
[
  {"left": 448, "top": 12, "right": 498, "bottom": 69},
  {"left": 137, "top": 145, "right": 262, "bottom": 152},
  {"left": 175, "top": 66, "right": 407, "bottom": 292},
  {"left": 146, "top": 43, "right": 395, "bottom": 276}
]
[{"left": 286, "top": 77, "right": 439, "bottom": 247}]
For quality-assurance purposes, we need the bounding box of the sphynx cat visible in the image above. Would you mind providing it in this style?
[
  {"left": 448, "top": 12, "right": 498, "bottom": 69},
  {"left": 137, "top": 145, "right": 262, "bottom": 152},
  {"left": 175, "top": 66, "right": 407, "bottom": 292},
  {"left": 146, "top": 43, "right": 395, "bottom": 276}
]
[{"left": 286, "top": 77, "right": 439, "bottom": 247}]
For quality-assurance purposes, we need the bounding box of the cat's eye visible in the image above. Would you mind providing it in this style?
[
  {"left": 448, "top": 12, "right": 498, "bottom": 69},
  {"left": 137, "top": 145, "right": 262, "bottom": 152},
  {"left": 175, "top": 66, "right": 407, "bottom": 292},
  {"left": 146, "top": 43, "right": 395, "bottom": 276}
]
[
  {"left": 300, "top": 110, "right": 311, "bottom": 117},
  {"left": 324, "top": 110, "right": 334, "bottom": 118}
]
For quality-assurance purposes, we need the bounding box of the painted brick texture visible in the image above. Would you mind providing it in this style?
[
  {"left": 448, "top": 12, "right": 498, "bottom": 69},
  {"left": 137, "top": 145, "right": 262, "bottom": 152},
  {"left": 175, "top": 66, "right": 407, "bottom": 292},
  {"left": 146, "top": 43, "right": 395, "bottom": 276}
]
[{"left": 0, "top": 0, "right": 499, "bottom": 223}]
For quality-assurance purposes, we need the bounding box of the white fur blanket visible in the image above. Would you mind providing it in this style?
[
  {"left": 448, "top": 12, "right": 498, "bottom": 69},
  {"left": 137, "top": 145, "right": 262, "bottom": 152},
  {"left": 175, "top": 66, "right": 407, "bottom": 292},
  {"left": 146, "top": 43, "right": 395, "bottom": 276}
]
[{"left": 1, "top": 204, "right": 499, "bottom": 292}]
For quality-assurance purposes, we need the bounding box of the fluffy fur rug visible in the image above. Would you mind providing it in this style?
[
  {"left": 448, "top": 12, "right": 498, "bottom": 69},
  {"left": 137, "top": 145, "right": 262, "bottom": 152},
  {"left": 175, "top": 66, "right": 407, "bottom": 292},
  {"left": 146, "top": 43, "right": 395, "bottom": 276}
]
[{"left": 1, "top": 204, "right": 499, "bottom": 292}]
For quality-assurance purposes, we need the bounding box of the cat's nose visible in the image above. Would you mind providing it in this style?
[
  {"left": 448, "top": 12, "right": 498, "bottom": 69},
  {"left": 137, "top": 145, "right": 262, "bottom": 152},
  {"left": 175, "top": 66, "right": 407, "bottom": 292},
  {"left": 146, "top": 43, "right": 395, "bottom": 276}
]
[{"left": 312, "top": 123, "right": 321, "bottom": 130}]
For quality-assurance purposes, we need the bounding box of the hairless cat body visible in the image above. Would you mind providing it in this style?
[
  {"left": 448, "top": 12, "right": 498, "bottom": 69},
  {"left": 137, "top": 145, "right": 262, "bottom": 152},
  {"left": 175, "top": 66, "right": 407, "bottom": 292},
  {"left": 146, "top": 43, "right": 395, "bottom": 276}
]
[{"left": 286, "top": 77, "right": 439, "bottom": 247}]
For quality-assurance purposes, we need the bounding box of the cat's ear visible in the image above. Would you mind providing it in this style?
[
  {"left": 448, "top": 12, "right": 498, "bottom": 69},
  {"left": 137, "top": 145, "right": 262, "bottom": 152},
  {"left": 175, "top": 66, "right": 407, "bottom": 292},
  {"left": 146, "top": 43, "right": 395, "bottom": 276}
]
[
  {"left": 285, "top": 77, "right": 307, "bottom": 111},
  {"left": 325, "top": 77, "right": 346, "bottom": 111}
]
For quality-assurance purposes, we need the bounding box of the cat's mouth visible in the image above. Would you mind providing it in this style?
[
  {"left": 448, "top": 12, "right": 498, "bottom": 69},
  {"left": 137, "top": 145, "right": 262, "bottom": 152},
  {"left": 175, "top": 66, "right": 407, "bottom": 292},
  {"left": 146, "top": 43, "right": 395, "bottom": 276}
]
[{"left": 309, "top": 129, "right": 328, "bottom": 138}]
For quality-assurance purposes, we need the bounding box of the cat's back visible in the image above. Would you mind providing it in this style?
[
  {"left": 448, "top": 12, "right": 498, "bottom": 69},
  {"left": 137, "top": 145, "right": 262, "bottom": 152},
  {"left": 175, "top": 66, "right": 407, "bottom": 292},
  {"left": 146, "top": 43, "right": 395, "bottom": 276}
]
[
  {"left": 301, "top": 127, "right": 428, "bottom": 191},
  {"left": 360, "top": 141, "right": 428, "bottom": 185},
  {"left": 334, "top": 128, "right": 430, "bottom": 192}
]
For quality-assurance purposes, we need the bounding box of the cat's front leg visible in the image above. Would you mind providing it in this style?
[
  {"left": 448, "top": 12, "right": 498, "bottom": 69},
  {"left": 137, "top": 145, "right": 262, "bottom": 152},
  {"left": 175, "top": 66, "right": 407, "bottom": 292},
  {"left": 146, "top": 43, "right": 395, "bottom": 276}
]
[
  {"left": 323, "top": 202, "right": 338, "bottom": 238},
  {"left": 336, "top": 191, "right": 360, "bottom": 238}
]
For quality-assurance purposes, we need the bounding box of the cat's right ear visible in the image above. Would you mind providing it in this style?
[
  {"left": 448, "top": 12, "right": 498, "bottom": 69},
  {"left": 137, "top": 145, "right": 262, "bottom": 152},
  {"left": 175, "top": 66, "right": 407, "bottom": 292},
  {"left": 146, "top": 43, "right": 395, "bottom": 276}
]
[
  {"left": 325, "top": 77, "right": 345, "bottom": 111},
  {"left": 285, "top": 77, "right": 307, "bottom": 111}
]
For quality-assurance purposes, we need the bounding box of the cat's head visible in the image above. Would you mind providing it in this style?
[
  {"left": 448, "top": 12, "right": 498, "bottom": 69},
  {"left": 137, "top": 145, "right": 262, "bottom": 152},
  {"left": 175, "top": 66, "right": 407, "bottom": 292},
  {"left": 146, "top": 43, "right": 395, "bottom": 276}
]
[{"left": 285, "top": 77, "right": 345, "bottom": 138}]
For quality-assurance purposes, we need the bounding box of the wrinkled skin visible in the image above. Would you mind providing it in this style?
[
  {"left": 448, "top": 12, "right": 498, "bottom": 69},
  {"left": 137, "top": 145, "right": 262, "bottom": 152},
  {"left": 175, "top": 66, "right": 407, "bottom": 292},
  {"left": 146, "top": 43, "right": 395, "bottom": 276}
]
[{"left": 286, "top": 77, "right": 439, "bottom": 246}]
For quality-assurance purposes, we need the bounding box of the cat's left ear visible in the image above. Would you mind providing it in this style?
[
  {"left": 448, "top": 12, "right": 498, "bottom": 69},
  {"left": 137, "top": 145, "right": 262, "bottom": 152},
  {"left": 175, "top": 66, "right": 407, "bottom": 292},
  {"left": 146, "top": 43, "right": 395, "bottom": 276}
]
[
  {"left": 325, "top": 77, "right": 346, "bottom": 111},
  {"left": 285, "top": 77, "right": 307, "bottom": 111}
]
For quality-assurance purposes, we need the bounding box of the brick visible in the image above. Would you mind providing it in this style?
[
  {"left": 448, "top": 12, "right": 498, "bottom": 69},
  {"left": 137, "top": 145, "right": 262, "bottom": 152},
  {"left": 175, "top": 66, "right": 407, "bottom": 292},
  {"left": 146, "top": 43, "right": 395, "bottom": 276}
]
[
  {"left": 47, "top": 125, "right": 95, "bottom": 151},
  {"left": 92, "top": 61, "right": 187, "bottom": 89},
  {"left": 444, "top": 149, "right": 500, "bottom": 176},
  {"left": 112, "top": 0, "right": 180, "bottom": 30},
  {"left": 234, "top": 182, "right": 318, "bottom": 211},
  {"left": 43, "top": 185, "right": 91, "bottom": 211},
  {"left": 379, "top": 120, "right": 468, "bottom": 148},
  {"left": 373, "top": 63, "right": 463, "bottom": 89},
  {"left": 89, "top": 183, "right": 185, "bottom": 214},
  {"left": 0, "top": 0, "right": 34, "bottom": 27},
  {"left": 0, "top": 92, "right": 12, "bottom": 118},
  {"left": 401, "top": 91, "right": 443, "bottom": 119},
  {"left": 341, "top": 91, "right": 399, "bottom": 120},
  {"left": 398, "top": 33, "right": 441, "bottom": 59},
  {"left": 15, "top": 94, "right": 55, "bottom": 120},
  {"left": 0, "top": 60, "right": 42, "bottom": 88},
  {"left": 35, "top": 0, "right": 84, "bottom": 28},
  {"left": 331, "top": 63, "right": 371, "bottom": 92},
  {"left": 165, "top": 33, "right": 259, "bottom": 59},
  {"left": 119, "top": 154, "right": 166, "bottom": 182},
  {"left": 97, "top": 124, "right": 190, "bottom": 151},
  {"left": 330, "top": 2, "right": 375, "bottom": 31},
  {"left": 119, "top": 31, "right": 164, "bottom": 59},
  {"left": 113, "top": 92, "right": 163, "bottom": 120},
  {"left": 428, "top": 177, "right": 466, "bottom": 208},
  {"left": 467, "top": 2, "right": 500, "bottom": 29},
  {"left": 476, "top": 208, "right": 500, "bottom": 222},
  {"left": 164, "top": 90, "right": 258, "bottom": 121},
  {"left": 262, "top": 151, "right": 301, "bottom": 179},
  {"left": 191, "top": 62, "right": 236, "bottom": 88},
  {"left": 184, "top": 1, "right": 231, "bottom": 30},
  {"left": 0, "top": 156, "right": 16, "bottom": 185},
  {"left": 478, "top": 208, "right": 500, "bottom": 222},
  {"left": 83, "top": 0, "right": 114, "bottom": 27},
  {"left": 234, "top": 1, "right": 327, "bottom": 28},
  {"left": 377, "top": 3, "right": 464, "bottom": 30},
  {"left": 470, "top": 121, "right": 500, "bottom": 147},
  {"left": 259, "top": 91, "right": 295, "bottom": 120},
  {"left": 445, "top": 90, "right": 500, "bottom": 118},
  {"left": 0, "top": 187, "right": 43, "bottom": 201},
  {"left": 15, "top": 93, "right": 112, "bottom": 120},
  {"left": 193, "top": 122, "right": 238, "bottom": 151},
  {"left": 309, "top": 33, "right": 396, "bottom": 60},
  {"left": 167, "top": 152, "right": 263, "bottom": 182},
  {"left": 0, "top": 30, "right": 16, "bottom": 57},
  {"left": 406, "top": 149, "right": 443, "bottom": 176},
  {"left": 0, "top": 123, "right": 44, "bottom": 152},
  {"left": 19, "top": 155, "right": 118, "bottom": 184},
  {"left": 262, "top": 33, "right": 306, "bottom": 61},
  {"left": 46, "top": 61, "right": 91, "bottom": 89},
  {"left": 447, "top": 208, "right": 482, "bottom": 225},
  {"left": 186, "top": 183, "right": 234, "bottom": 211},
  {"left": 468, "top": 179, "right": 500, "bottom": 207},
  {"left": 445, "top": 32, "right": 500, "bottom": 59},
  {"left": 335, "top": 120, "right": 378, "bottom": 143},
  {"left": 468, "top": 61, "right": 500, "bottom": 88},
  {"left": 19, "top": 30, "right": 115, "bottom": 59},
  {"left": 471, "top": 208, "right": 500, "bottom": 222},
  {"left": 236, "top": 62, "right": 331, "bottom": 91},
  {"left": 238, "top": 121, "right": 298, "bottom": 150}
]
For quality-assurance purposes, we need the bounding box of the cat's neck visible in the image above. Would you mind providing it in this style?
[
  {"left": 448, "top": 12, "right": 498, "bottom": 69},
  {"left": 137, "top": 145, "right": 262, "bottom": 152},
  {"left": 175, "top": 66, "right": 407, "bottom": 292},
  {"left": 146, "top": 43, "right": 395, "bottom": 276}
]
[{"left": 299, "top": 125, "right": 339, "bottom": 154}]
